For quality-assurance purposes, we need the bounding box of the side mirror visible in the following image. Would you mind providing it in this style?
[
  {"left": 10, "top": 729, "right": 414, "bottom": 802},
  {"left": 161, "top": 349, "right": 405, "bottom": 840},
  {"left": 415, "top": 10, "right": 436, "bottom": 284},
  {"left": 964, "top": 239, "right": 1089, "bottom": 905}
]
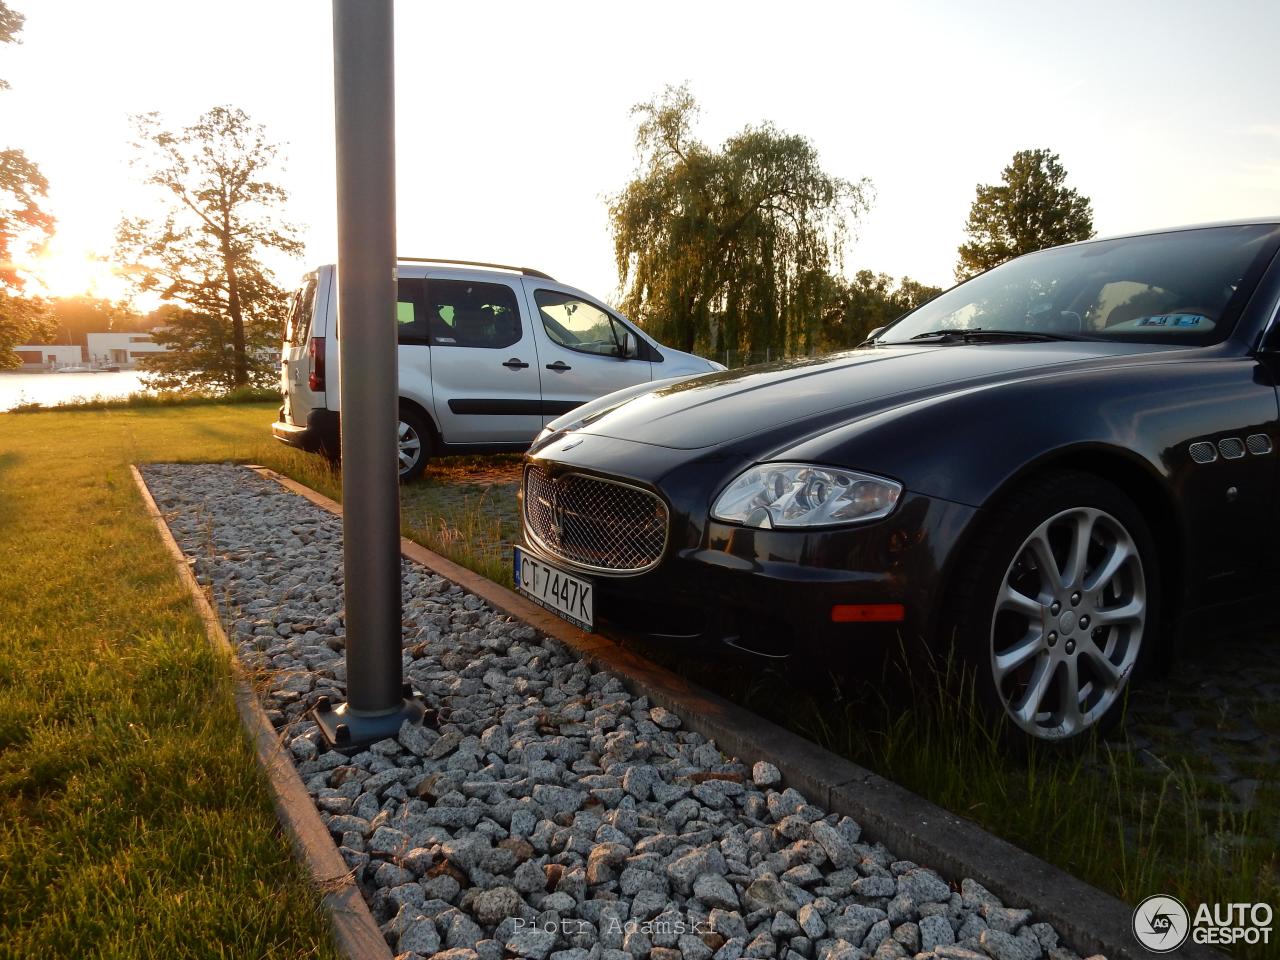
[
  {"left": 618, "top": 330, "right": 639, "bottom": 359},
  {"left": 864, "top": 326, "right": 885, "bottom": 343}
]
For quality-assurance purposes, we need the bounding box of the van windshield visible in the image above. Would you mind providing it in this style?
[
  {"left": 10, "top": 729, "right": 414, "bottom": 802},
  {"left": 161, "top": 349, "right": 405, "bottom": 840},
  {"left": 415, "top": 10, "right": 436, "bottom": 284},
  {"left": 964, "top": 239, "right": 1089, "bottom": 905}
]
[{"left": 879, "top": 224, "right": 1280, "bottom": 346}]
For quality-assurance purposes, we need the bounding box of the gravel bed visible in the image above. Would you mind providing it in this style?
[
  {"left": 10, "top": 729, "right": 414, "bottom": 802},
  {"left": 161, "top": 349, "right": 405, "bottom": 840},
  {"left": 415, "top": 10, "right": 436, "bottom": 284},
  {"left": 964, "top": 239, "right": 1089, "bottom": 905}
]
[{"left": 142, "top": 464, "right": 1101, "bottom": 960}]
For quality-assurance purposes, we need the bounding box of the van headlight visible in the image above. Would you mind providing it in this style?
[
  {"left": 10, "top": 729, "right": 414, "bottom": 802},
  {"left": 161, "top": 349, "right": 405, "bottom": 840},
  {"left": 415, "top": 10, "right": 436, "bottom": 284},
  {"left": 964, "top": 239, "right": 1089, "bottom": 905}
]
[{"left": 711, "top": 463, "right": 902, "bottom": 529}]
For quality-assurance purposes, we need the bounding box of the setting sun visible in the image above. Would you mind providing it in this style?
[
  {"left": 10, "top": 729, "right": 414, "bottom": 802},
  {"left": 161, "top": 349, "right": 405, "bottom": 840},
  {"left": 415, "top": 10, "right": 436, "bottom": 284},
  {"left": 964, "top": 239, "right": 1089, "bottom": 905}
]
[{"left": 28, "top": 240, "right": 128, "bottom": 300}]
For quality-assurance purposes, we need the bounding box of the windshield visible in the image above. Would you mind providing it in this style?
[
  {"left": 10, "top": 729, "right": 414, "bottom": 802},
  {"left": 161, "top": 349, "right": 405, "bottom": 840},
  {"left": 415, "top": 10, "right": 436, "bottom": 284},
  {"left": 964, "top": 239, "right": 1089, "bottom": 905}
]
[{"left": 879, "top": 224, "right": 1280, "bottom": 346}]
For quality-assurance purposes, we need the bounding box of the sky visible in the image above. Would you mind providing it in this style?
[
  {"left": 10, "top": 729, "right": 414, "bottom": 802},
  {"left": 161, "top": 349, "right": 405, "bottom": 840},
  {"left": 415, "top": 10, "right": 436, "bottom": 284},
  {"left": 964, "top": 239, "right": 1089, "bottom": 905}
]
[{"left": 5, "top": 0, "right": 1280, "bottom": 308}]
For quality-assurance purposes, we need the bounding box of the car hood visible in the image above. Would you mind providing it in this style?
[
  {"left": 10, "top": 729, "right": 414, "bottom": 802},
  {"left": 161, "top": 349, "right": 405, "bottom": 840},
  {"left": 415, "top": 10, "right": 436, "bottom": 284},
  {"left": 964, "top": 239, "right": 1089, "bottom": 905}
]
[{"left": 562, "top": 341, "right": 1172, "bottom": 451}]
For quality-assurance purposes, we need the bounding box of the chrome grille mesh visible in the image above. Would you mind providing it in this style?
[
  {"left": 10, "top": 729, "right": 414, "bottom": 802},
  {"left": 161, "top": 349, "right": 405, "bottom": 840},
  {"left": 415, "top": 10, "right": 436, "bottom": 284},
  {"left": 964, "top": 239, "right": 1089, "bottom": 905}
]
[
  {"left": 523, "top": 465, "right": 668, "bottom": 573},
  {"left": 1218, "top": 437, "right": 1246, "bottom": 460},
  {"left": 1246, "top": 433, "right": 1273, "bottom": 456},
  {"left": 1189, "top": 441, "right": 1218, "bottom": 464}
]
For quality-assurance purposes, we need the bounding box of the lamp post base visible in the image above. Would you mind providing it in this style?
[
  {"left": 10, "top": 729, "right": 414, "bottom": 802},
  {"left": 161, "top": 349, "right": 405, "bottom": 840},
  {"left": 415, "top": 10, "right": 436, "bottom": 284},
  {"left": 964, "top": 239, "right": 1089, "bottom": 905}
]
[{"left": 309, "top": 688, "right": 429, "bottom": 753}]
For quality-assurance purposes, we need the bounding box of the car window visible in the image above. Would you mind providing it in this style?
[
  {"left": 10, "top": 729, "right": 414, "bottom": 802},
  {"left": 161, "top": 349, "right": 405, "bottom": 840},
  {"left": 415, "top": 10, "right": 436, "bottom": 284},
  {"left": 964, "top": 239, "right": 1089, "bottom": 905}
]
[
  {"left": 535, "top": 290, "right": 628, "bottom": 357},
  {"left": 396, "top": 277, "right": 430, "bottom": 345},
  {"left": 285, "top": 275, "right": 318, "bottom": 346},
  {"left": 425, "top": 279, "right": 522, "bottom": 349},
  {"left": 879, "top": 223, "right": 1280, "bottom": 345}
]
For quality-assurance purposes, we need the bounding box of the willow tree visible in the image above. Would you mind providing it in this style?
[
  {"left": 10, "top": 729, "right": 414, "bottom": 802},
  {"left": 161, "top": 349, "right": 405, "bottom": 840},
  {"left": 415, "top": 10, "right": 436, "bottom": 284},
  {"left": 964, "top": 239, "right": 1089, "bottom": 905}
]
[
  {"left": 116, "top": 106, "right": 300, "bottom": 390},
  {"left": 609, "top": 86, "right": 870, "bottom": 358}
]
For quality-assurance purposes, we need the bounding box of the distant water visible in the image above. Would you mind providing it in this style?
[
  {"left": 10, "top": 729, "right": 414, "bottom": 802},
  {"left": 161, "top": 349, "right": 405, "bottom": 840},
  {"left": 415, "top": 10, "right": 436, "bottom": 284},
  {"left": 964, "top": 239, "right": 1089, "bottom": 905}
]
[{"left": 0, "top": 370, "right": 152, "bottom": 412}]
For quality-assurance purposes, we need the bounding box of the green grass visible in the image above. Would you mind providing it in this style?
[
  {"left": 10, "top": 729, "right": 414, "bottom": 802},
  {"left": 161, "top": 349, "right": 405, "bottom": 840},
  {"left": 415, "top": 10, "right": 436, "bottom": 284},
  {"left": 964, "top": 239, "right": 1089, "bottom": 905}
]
[{"left": 0, "top": 403, "right": 336, "bottom": 958}]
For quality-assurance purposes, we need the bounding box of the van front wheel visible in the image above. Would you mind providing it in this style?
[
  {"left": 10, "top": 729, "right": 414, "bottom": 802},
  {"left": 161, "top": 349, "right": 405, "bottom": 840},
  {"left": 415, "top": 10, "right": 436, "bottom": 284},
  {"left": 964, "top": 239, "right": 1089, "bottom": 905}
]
[{"left": 397, "top": 407, "right": 432, "bottom": 483}]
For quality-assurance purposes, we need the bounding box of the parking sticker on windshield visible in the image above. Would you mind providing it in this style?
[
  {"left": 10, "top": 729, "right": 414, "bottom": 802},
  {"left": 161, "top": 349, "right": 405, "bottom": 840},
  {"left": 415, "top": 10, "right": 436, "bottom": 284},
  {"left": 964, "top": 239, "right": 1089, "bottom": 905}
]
[{"left": 1139, "top": 313, "right": 1206, "bottom": 327}]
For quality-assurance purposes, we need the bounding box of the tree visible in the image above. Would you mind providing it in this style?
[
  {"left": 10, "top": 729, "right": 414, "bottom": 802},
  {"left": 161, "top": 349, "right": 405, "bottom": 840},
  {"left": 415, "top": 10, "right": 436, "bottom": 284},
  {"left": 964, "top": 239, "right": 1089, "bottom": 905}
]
[
  {"left": 609, "top": 85, "right": 871, "bottom": 358},
  {"left": 135, "top": 305, "right": 282, "bottom": 392},
  {"left": 955, "top": 148, "right": 1094, "bottom": 282},
  {"left": 0, "top": 3, "right": 55, "bottom": 367},
  {"left": 47, "top": 295, "right": 147, "bottom": 346},
  {"left": 1, "top": 0, "right": 24, "bottom": 88},
  {"left": 115, "top": 106, "right": 300, "bottom": 391},
  {"left": 818, "top": 270, "right": 942, "bottom": 351}
]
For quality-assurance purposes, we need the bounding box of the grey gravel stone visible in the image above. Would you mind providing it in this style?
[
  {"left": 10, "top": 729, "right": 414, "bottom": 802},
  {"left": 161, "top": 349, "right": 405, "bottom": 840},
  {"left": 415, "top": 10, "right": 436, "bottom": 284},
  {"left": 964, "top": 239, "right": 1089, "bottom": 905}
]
[
  {"left": 810, "top": 820, "right": 855, "bottom": 869},
  {"left": 752, "top": 761, "right": 782, "bottom": 788},
  {"left": 981, "top": 928, "right": 1043, "bottom": 960},
  {"left": 897, "top": 868, "right": 951, "bottom": 905},
  {"left": 695, "top": 872, "right": 741, "bottom": 910},
  {"left": 743, "top": 876, "right": 799, "bottom": 914},
  {"left": 397, "top": 914, "right": 441, "bottom": 955},
  {"left": 852, "top": 875, "right": 895, "bottom": 898},
  {"left": 506, "top": 927, "right": 557, "bottom": 960},
  {"left": 368, "top": 826, "right": 411, "bottom": 857},
  {"left": 797, "top": 902, "right": 826, "bottom": 938},
  {"left": 920, "top": 913, "right": 956, "bottom": 951},
  {"left": 473, "top": 886, "right": 522, "bottom": 927}
]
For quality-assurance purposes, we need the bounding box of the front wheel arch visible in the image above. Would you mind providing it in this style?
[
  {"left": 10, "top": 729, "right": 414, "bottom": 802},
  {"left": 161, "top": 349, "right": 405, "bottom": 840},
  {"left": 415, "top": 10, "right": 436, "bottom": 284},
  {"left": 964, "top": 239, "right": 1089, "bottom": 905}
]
[{"left": 932, "top": 445, "right": 1184, "bottom": 651}]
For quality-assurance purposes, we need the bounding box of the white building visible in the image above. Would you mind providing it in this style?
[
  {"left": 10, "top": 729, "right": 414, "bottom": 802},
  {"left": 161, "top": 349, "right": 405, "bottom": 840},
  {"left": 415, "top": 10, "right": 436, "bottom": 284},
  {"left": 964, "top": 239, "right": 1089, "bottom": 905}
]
[
  {"left": 12, "top": 344, "right": 85, "bottom": 370},
  {"left": 85, "top": 331, "right": 171, "bottom": 368}
]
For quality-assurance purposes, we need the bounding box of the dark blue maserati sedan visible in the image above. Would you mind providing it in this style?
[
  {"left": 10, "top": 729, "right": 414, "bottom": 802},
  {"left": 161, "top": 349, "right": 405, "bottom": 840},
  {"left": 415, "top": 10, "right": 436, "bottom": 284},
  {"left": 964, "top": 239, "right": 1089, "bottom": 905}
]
[{"left": 515, "top": 220, "right": 1280, "bottom": 746}]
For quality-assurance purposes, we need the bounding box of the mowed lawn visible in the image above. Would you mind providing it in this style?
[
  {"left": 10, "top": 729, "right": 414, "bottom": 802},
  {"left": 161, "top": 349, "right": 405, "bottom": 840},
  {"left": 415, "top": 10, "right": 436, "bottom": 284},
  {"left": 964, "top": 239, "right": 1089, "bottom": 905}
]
[{"left": 0, "top": 403, "right": 338, "bottom": 958}]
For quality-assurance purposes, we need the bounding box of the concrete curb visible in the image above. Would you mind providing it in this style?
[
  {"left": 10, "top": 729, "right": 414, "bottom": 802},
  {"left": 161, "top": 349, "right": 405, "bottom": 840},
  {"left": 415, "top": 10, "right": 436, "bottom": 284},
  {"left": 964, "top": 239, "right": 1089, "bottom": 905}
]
[
  {"left": 130, "top": 466, "right": 393, "bottom": 960},
  {"left": 247, "top": 465, "right": 1222, "bottom": 960}
]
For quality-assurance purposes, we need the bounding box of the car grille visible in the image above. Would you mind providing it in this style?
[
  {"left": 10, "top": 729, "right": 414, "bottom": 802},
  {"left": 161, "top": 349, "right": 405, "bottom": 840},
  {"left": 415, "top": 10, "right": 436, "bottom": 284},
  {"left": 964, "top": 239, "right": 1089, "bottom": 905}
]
[{"left": 523, "top": 464, "right": 668, "bottom": 574}]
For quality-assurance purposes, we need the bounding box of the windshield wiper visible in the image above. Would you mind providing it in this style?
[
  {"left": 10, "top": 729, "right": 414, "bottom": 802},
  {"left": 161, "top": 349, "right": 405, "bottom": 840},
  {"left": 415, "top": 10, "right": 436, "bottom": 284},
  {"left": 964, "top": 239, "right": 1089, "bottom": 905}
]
[{"left": 906, "top": 328, "right": 1089, "bottom": 343}]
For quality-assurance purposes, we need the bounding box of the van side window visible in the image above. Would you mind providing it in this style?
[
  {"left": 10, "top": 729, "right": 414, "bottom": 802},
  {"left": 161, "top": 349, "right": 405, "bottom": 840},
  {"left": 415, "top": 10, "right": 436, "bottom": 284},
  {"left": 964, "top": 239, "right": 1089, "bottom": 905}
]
[
  {"left": 286, "top": 276, "right": 318, "bottom": 345},
  {"left": 396, "top": 277, "right": 430, "bottom": 345},
  {"left": 426, "top": 279, "right": 522, "bottom": 349},
  {"left": 534, "top": 289, "right": 628, "bottom": 357}
]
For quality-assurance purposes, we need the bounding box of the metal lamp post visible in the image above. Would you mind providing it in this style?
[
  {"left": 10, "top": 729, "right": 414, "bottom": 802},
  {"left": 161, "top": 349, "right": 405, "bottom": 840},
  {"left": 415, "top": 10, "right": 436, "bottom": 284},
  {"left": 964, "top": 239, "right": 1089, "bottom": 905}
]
[{"left": 311, "top": 0, "right": 425, "bottom": 750}]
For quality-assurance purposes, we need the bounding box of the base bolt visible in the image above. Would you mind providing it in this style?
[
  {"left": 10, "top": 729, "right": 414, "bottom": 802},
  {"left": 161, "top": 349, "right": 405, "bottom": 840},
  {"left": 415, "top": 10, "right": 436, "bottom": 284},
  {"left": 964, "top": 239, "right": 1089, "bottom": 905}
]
[
  {"left": 1047, "top": 631, "right": 1058, "bottom": 646},
  {"left": 1070, "top": 592, "right": 1081, "bottom": 605},
  {"left": 1065, "top": 640, "right": 1076, "bottom": 654},
  {"left": 1050, "top": 601, "right": 1061, "bottom": 615},
  {"left": 1079, "top": 615, "right": 1090, "bottom": 629}
]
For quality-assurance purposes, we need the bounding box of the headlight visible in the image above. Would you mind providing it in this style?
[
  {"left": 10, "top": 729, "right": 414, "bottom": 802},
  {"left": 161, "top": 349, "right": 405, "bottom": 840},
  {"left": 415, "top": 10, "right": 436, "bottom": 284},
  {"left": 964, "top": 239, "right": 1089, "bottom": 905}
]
[{"left": 711, "top": 463, "right": 902, "bottom": 529}]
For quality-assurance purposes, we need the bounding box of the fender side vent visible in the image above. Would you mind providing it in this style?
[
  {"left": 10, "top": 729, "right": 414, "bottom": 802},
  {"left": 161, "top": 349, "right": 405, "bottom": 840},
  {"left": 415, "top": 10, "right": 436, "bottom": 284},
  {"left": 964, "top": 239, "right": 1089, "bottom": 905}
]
[
  {"left": 1218, "top": 437, "right": 1246, "bottom": 460},
  {"left": 1246, "top": 433, "right": 1273, "bottom": 455},
  {"left": 1189, "top": 441, "right": 1218, "bottom": 464}
]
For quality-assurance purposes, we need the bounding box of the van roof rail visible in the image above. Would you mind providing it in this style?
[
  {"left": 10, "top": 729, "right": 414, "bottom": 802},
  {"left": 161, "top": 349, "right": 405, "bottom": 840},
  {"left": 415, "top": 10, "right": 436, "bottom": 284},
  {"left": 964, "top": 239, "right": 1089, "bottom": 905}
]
[{"left": 397, "top": 257, "right": 555, "bottom": 281}]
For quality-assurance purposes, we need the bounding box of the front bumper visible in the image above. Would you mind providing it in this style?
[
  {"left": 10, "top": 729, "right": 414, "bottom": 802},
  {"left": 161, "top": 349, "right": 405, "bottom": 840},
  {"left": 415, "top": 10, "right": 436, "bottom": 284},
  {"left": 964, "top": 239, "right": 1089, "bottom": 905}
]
[
  {"left": 271, "top": 408, "right": 341, "bottom": 457},
  {"left": 519, "top": 484, "right": 977, "bottom": 663}
]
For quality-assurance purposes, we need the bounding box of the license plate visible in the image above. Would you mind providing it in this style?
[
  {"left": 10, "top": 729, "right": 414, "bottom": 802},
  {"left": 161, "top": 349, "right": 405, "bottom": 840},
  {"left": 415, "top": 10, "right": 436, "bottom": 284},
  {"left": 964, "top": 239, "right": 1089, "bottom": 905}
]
[{"left": 513, "top": 546, "right": 594, "bottom": 631}]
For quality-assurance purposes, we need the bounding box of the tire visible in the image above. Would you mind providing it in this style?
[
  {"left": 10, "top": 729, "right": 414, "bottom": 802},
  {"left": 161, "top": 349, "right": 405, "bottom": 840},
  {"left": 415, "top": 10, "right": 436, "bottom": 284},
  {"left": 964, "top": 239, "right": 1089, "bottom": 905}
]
[
  {"left": 397, "top": 406, "right": 433, "bottom": 483},
  {"left": 944, "top": 471, "right": 1160, "bottom": 748}
]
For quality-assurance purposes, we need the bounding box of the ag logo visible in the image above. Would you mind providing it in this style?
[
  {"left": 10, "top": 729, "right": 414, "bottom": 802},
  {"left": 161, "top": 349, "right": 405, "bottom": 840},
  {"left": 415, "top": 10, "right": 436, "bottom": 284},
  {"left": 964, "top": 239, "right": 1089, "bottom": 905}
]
[{"left": 1133, "top": 895, "right": 1190, "bottom": 952}]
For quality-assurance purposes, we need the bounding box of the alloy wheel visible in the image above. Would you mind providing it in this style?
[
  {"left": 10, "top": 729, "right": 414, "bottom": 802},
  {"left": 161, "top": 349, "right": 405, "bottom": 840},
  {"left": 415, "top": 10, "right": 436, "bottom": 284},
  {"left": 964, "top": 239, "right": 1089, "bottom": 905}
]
[
  {"left": 397, "top": 419, "right": 421, "bottom": 476},
  {"left": 991, "top": 506, "right": 1146, "bottom": 740}
]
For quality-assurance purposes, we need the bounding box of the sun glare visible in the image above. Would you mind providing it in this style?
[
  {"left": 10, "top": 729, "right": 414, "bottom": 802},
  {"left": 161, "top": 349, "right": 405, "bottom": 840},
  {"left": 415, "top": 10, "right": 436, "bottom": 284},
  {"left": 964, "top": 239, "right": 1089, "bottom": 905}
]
[{"left": 28, "top": 242, "right": 130, "bottom": 301}]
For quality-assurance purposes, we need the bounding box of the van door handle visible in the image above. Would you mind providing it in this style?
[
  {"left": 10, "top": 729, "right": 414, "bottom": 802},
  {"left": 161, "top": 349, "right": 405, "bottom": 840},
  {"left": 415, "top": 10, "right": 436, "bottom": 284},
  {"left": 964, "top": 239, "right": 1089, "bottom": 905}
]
[
  {"left": 502, "top": 358, "right": 529, "bottom": 369},
  {"left": 545, "top": 361, "right": 572, "bottom": 372}
]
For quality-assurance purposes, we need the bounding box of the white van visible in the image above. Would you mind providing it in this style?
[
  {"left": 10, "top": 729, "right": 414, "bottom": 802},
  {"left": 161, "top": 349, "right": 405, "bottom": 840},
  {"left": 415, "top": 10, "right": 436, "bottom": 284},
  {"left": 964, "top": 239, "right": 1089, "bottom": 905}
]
[{"left": 272, "top": 259, "right": 722, "bottom": 480}]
